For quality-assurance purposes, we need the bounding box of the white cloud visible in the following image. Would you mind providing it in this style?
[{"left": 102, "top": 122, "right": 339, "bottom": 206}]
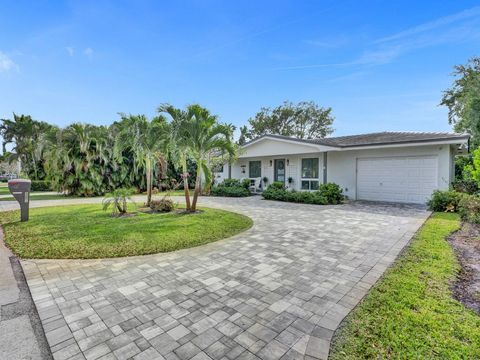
[
  {"left": 0, "top": 51, "right": 18, "bottom": 72},
  {"left": 84, "top": 47, "right": 94, "bottom": 59},
  {"left": 66, "top": 46, "right": 74, "bottom": 56},
  {"left": 374, "top": 6, "right": 480, "bottom": 44}
]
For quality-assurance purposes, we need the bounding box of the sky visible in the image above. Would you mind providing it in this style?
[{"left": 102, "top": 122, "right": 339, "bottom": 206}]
[{"left": 1, "top": 0, "right": 480, "bottom": 140}]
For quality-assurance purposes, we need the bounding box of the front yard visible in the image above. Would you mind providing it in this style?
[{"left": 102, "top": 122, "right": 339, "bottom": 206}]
[
  {"left": 330, "top": 212, "right": 480, "bottom": 359},
  {"left": 1, "top": 204, "right": 252, "bottom": 259}
]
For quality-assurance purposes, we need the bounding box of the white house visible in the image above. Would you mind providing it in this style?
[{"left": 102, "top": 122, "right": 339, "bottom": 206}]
[{"left": 214, "top": 132, "right": 469, "bottom": 204}]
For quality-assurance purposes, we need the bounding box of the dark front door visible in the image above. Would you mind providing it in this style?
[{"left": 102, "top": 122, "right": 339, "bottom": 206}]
[{"left": 274, "top": 159, "right": 286, "bottom": 183}]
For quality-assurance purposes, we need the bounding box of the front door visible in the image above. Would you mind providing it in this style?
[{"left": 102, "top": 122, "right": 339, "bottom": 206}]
[{"left": 274, "top": 159, "right": 286, "bottom": 183}]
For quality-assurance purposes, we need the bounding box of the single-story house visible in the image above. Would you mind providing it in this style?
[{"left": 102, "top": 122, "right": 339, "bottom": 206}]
[{"left": 214, "top": 132, "right": 469, "bottom": 204}]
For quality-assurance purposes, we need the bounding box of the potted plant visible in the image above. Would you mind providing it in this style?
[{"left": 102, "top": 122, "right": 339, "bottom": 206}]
[
  {"left": 262, "top": 176, "right": 269, "bottom": 188},
  {"left": 287, "top": 177, "right": 293, "bottom": 188}
]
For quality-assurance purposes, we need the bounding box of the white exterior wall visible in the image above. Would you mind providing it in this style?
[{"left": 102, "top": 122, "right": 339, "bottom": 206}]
[
  {"left": 327, "top": 144, "right": 452, "bottom": 200},
  {"left": 228, "top": 154, "right": 324, "bottom": 190}
]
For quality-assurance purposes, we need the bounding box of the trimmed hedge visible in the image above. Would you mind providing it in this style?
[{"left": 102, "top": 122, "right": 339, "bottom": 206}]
[
  {"left": 31, "top": 180, "right": 52, "bottom": 191},
  {"left": 262, "top": 182, "right": 343, "bottom": 205},
  {"left": 211, "top": 179, "right": 250, "bottom": 197}
]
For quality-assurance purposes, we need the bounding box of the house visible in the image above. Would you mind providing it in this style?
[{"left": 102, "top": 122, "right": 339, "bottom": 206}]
[{"left": 214, "top": 132, "right": 469, "bottom": 204}]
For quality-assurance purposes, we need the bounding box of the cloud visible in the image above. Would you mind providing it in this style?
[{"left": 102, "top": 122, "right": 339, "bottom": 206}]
[
  {"left": 84, "top": 47, "right": 94, "bottom": 59},
  {"left": 66, "top": 46, "right": 74, "bottom": 56},
  {"left": 374, "top": 6, "right": 480, "bottom": 44},
  {"left": 0, "top": 52, "right": 19, "bottom": 72},
  {"left": 274, "top": 6, "right": 480, "bottom": 71}
]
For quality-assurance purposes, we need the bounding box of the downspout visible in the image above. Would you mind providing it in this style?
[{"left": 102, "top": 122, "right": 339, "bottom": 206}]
[
  {"left": 323, "top": 152, "right": 328, "bottom": 184},
  {"left": 228, "top": 164, "right": 232, "bottom": 179}
]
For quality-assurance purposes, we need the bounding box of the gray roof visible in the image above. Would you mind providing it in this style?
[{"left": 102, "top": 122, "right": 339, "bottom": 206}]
[{"left": 245, "top": 132, "right": 469, "bottom": 148}]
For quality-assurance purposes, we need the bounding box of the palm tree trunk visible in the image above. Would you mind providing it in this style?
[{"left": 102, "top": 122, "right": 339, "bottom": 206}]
[
  {"left": 146, "top": 157, "right": 152, "bottom": 206},
  {"left": 191, "top": 164, "right": 201, "bottom": 212},
  {"left": 182, "top": 159, "right": 191, "bottom": 211}
]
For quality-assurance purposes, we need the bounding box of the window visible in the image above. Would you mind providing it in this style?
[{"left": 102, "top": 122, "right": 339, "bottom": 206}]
[
  {"left": 301, "top": 158, "right": 319, "bottom": 178},
  {"left": 301, "top": 158, "right": 319, "bottom": 190},
  {"left": 212, "top": 163, "right": 224, "bottom": 173},
  {"left": 249, "top": 161, "right": 261, "bottom": 178}
]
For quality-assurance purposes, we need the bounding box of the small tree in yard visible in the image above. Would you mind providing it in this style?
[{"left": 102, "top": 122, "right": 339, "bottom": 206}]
[
  {"left": 159, "top": 104, "right": 236, "bottom": 212},
  {"left": 114, "top": 114, "right": 169, "bottom": 206},
  {"left": 102, "top": 188, "right": 135, "bottom": 216}
]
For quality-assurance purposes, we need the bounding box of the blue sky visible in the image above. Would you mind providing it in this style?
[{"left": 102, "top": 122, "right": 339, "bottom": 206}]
[{"left": 1, "top": 0, "right": 480, "bottom": 139}]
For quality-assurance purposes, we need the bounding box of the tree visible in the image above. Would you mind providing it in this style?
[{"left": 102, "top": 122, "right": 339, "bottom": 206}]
[
  {"left": 240, "top": 100, "right": 334, "bottom": 142},
  {"left": 441, "top": 57, "right": 480, "bottom": 147},
  {"left": 114, "top": 114, "right": 169, "bottom": 206},
  {"left": 0, "top": 113, "right": 57, "bottom": 179},
  {"left": 160, "top": 104, "right": 236, "bottom": 212}
]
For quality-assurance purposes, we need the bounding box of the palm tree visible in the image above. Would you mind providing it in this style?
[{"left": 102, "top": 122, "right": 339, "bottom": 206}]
[
  {"left": 160, "top": 104, "right": 236, "bottom": 212},
  {"left": 158, "top": 105, "right": 192, "bottom": 210},
  {"left": 114, "top": 114, "right": 169, "bottom": 206}
]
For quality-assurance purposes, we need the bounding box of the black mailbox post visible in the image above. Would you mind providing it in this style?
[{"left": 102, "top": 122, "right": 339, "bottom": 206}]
[{"left": 8, "top": 179, "right": 31, "bottom": 221}]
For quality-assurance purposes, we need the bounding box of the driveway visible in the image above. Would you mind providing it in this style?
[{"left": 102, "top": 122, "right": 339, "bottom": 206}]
[{"left": 17, "top": 197, "right": 429, "bottom": 360}]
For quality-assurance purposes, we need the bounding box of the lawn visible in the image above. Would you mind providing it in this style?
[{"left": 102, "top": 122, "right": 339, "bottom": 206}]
[
  {"left": 1, "top": 204, "right": 253, "bottom": 259},
  {"left": 329, "top": 213, "right": 480, "bottom": 359}
]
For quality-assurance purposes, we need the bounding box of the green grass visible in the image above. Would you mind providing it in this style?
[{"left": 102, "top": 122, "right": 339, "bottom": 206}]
[
  {"left": 330, "top": 213, "right": 480, "bottom": 359},
  {"left": 1, "top": 204, "right": 253, "bottom": 259},
  {"left": 0, "top": 186, "right": 12, "bottom": 195}
]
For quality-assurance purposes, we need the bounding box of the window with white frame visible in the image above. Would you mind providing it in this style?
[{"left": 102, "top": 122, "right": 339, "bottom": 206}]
[
  {"left": 301, "top": 158, "right": 319, "bottom": 190},
  {"left": 249, "top": 161, "right": 262, "bottom": 178}
]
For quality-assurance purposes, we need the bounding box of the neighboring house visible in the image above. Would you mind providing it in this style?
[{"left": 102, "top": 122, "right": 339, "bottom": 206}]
[{"left": 214, "top": 132, "right": 469, "bottom": 204}]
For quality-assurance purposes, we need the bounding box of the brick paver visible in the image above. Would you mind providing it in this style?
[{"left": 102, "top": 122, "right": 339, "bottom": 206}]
[{"left": 20, "top": 197, "right": 429, "bottom": 359}]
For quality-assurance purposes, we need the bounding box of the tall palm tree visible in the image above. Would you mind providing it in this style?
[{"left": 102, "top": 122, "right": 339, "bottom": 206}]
[
  {"left": 114, "top": 114, "right": 169, "bottom": 206},
  {"left": 158, "top": 105, "right": 192, "bottom": 210},
  {"left": 160, "top": 104, "right": 236, "bottom": 212}
]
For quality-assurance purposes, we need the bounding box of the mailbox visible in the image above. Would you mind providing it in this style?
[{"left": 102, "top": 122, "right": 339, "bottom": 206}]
[{"left": 8, "top": 179, "right": 31, "bottom": 221}]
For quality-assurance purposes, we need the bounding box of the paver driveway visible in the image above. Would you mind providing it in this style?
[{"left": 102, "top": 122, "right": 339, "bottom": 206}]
[{"left": 20, "top": 197, "right": 429, "bottom": 360}]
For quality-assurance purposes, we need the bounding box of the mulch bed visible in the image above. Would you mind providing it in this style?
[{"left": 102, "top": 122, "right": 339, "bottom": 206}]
[{"left": 448, "top": 222, "right": 480, "bottom": 314}]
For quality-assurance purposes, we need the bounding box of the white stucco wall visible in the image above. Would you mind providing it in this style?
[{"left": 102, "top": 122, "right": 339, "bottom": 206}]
[{"left": 327, "top": 144, "right": 452, "bottom": 200}]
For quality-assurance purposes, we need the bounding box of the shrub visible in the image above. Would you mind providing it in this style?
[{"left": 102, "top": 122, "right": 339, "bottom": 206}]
[
  {"left": 262, "top": 183, "right": 343, "bottom": 205},
  {"left": 149, "top": 197, "right": 176, "bottom": 212},
  {"left": 222, "top": 179, "right": 242, "bottom": 187},
  {"left": 458, "top": 195, "right": 480, "bottom": 223},
  {"left": 31, "top": 180, "right": 51, "bottom": 191},
  {"left": 211, "top": 179, "right": 250, "bottom": 197},
  {"left": 427, "top": 190, "right": 465, "bottom": 212},
  {"left": 318, "top": 183, "right": 343, "bottom": 204},
  {"left": 241, "top": 178, "right": 251, "bottom": 190},
  {"left": 102, "top": 188, "right": 135, "bottom": 216},
  {"left": 451, "top": 179, "right": 479, "bottom": 194},
  {"left": 269, "top": 181, "right": 285, "bottom": 190}
]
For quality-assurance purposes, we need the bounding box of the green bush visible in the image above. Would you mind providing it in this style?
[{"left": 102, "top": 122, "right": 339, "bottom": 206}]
[
  {"left": 241, "top": 178, "right": 251, "bottom": 190},
  {"left": 458, "top": 195, "right": 480, "bottom": 223},
  {"left": 262, "top": 182, "right": 343, "bottom": 205},
  {"left": 211, "top": 179, "right": 250, "bottom": 197},
  {"left": 269, "top": 181, "right": 285, "bottom": 190},
  {"left": 427, "top": 190, "right": 465, "bottom": 212},
  {"left": 451, "top": 179, "right": 479, "bottom": 194},
  {"left": 150, "top": 197, "right": 176, "bottom": 212},
  {"left": 318, "top": 183, "right": 343, "bottom": 204},
  {"left": 31, "top": 180, "right": 52, "bottom": 191}
]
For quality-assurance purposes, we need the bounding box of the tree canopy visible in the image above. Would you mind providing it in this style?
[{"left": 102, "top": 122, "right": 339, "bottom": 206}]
[
  {"left": 239, "top": 100, "right": 334, "bottom": 144},
  {"left": 441, "top": 57, "right": 480, "bottom": 147}
]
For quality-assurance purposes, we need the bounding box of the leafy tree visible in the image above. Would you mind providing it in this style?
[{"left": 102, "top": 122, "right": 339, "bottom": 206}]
[
  {"left": 240, "top": 100, "right": 334, "bottom": 142},
  {"left": 441, "top": 57, "right": 480, "bottom": 147},
  {"left": 114, "top": 114, "right": 169, "bottom": 206},
  {"left": 0, "top": 113, "right": 58, "bottom": 179},
  {"left": 160, "top": 104, "right": 236, "bottom": 212}
]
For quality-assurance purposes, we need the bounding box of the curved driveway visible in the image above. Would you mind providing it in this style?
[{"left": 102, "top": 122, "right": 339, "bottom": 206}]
[{"left": 16, "top": 196, "right": 428, "bottom": 360}]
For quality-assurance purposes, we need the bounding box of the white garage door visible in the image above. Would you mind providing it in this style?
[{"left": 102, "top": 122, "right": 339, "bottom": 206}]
[{"left": 356, "top": 156, "right": 438, "bottom": 204}]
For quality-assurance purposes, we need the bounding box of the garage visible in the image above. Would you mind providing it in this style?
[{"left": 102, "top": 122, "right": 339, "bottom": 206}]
[{"left": 356, "top": 156, "right": 438, "bottom": 204}]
